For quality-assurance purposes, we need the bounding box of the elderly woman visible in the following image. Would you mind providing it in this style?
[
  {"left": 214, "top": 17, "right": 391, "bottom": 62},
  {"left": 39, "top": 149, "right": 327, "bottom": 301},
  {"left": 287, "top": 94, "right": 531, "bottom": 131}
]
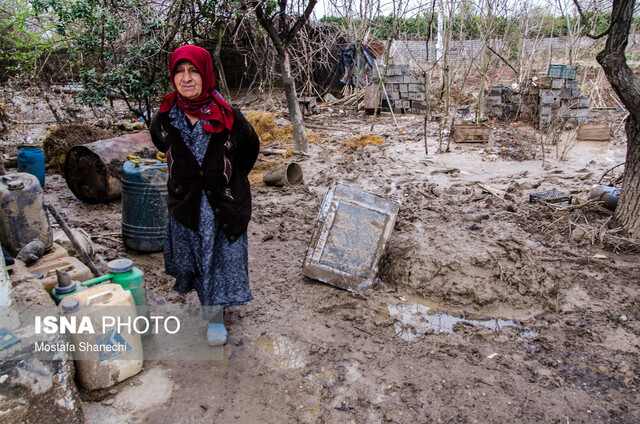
[{"left": 150, "top": 45, "right": 259, "bottom": 346}]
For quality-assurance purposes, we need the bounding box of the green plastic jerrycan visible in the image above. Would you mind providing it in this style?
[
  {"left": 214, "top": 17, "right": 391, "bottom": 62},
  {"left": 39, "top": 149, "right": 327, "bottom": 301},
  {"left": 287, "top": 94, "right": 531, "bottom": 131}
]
[{"left": 53, "top": 259, "right": 148, "bottom": 317}]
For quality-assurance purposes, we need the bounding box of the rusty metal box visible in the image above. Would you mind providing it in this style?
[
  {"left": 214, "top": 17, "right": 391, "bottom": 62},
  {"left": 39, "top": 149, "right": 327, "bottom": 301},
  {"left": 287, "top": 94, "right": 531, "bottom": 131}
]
[{"left": 302, "top": 183, "right": 400, "bottom": 291}]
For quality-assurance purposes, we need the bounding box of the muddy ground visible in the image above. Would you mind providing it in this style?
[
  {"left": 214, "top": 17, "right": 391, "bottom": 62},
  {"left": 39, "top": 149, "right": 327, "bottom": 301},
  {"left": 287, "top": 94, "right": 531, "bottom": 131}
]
[{"left": 3, "top": 87, "right": 640, "bottom": 423}]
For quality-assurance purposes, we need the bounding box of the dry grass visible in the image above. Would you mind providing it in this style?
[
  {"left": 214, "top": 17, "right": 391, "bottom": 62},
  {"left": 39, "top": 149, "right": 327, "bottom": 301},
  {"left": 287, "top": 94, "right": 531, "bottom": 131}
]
[
  {"left": 343, "top": 134, "right": 384, "bottom": 151},
  {"left": 42, "top": 123, "right": 115, "bottom": 173},
  {"left": 244, "top": 110, "right": 321, "bottom": 149}
]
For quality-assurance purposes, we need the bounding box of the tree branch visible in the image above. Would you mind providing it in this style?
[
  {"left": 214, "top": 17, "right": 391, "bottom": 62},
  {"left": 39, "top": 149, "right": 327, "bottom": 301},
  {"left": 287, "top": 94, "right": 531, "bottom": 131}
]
[
  {"left": 253, "top": 2, "right": 286, "bottom": 54},
  {"left": 286, "top": 0, "right": 318, "bottom": 43},
  {"left": 572, "top": 0, "right": 612, "bottom": 40}
]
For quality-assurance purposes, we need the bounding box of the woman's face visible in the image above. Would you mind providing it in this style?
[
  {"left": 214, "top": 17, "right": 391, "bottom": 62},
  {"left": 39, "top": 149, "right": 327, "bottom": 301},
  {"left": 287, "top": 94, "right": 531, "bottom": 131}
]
[{"left": 173, "top": 60, "right": 203, "bottom": 99}]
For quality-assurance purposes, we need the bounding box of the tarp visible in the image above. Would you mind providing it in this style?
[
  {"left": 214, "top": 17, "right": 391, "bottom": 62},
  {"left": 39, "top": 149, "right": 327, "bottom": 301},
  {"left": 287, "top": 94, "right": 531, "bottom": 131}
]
[{"left": 338, "top": 42, "right": 378, "bottom": 88}]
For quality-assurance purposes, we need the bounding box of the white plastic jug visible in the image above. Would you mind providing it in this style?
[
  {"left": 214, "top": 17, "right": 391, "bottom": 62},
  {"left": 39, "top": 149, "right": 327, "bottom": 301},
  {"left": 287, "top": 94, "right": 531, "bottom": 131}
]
[{"left": 59, "top": 283, "right": 143, "bottom": 391}]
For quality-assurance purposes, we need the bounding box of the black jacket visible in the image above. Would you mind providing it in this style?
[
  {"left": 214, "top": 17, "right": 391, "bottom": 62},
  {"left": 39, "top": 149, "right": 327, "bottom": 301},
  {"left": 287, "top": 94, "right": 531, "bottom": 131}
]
[{"left": 150, "top": 106, "right": 260, "bottom": 242}]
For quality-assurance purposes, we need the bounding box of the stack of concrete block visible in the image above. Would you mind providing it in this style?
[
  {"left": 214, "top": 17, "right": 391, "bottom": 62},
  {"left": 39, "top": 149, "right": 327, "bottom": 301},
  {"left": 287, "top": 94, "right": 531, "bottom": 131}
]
[
  {"left": 484, "top": 85, "right": 520, "bottom": 119},
  {"left": 382, "top": 64, "right": 427, "bottom": 114},
  {"left": 535, "top": 77, "right": 590, "bottom": 128}
]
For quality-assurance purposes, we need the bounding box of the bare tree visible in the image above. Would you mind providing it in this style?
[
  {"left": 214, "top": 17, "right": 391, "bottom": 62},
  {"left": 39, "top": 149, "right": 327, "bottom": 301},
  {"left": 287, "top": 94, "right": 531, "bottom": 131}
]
[
  {"left": 247, "top": 0, "right": 318, "bottom": 154},
  {"left": 574, "top": 0, "right": 640, "bottom": 238}
]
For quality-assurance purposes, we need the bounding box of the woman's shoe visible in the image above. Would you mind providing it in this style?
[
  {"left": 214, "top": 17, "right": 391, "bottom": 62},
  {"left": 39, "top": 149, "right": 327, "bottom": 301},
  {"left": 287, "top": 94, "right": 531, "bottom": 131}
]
[{"left": 207, "top": 322, "right": 227, "bottom": 346}]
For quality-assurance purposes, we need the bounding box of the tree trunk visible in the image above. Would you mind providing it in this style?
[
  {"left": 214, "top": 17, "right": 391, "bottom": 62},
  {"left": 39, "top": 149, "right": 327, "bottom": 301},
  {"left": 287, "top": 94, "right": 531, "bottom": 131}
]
[
  {"left": 279, "top": 50, "right": 308, "bottom": 153},
  {"left": 596, "top": 0, "right": 640, "bottom": 238},
  {"left": 616, "top": 116, "right": 640, "bottom": 237},
  {"left": 213, "top": 24, "right": 231, "bottom": 101}
]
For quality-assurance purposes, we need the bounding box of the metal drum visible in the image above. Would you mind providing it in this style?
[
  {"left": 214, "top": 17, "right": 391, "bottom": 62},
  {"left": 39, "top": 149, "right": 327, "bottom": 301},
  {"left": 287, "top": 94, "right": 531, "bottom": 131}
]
[{"left": 121, "top": 155, "right": 168, "bottom": 252}]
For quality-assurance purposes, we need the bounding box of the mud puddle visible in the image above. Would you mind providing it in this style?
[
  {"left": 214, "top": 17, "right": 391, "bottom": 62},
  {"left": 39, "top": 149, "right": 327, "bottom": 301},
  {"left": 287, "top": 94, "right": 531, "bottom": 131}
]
[
  {"left": 382, "top": 297, "right": 539, "bottom": 341},
  {"left": 255, "top": 336, "right": 306, "bottom": 371}
]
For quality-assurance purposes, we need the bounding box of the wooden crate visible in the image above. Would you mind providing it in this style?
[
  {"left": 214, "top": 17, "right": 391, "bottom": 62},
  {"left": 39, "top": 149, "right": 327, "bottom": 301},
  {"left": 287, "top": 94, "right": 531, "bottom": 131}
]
[
  {"left": 577, "top": 123, "right": 610, "bottom": 141},
  {"left": 452, "top": 124, "right": 491, "bottom": 143}
]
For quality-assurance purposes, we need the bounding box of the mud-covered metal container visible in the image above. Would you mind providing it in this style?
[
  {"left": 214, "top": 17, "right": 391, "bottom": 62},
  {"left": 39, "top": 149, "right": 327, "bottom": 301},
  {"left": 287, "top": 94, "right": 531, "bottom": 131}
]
[
  {"left": 64, "top": 132, "right": 156, "bottom": 203},
  {"left": 121, "top": 157, "right": 168, "bottom": 252},
  {"left": 0, "top": 173, "right": 53, "bottom": 256},
  {"left": 303, "top": 183, "right": 400, "bottom": 291}
]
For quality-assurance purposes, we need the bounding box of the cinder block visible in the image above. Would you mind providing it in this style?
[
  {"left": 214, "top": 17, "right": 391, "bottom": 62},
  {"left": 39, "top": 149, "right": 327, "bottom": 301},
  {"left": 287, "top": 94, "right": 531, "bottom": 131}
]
[
  {"left": 403, "top": 100, "right": 411, "bottom": 109},
  {"left": 403, "top": 75, "right": 412, "bottom": 83},
  {"left": 540, "top": 90, "right": 555, "bottom": 105},
  {"left": 399, "top": 84, "right": 408, "bottom": 93},
  {"left": 539, "top": 105, "right": 552, "bottom": 116},
  {"left": 565, "top": 107, "right": 590, "bottom": 118},
  {"left": 412, "top": 101, "right": 428, "bottom": 110},
  {"left": 415, "top": 92, "right": 425, "bottom": 101},
  {"left": 565, "top": 80, "right": 578, "bottom": 89},
  {"left": 540, "top": 115, "right": 551, "bottom": 128},
  {"left": 387, "top": 75, "right": 403, "bottom": 83},
  {"left": 387, "top": 66, "right": 400, "bottom": 76},
  {"left": 490, "top": 85, "right": 503, "bottom": 96},
  {"left": 490, "top": 106, "right": 503, "bottom": 116},
  {"left": 394, "top": 100, "right": 404, "bottom": 108},
  {"left": 408, "top": 84, "right": 423, "bottom": 92},
  {"left": 571, "top": 88, "right": 581, "bottom": 97},
  {"left": 387, "top": 91, "right": 399, "bottom": 100},
  {"left": 560, "top": 88, "right": 572, "bottom": 99},
  {"left": 486, "top": 95, "right": 503, "bottom": 106},
  {"left": 551, "top": 78, "right": 564, "bottom": 89}
]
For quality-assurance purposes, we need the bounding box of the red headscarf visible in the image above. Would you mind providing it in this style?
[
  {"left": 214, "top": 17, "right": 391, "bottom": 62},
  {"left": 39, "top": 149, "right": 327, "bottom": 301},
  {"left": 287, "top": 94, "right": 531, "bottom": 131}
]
[{"left": 159, "top": 45, "right": 234, "bottom": 133}]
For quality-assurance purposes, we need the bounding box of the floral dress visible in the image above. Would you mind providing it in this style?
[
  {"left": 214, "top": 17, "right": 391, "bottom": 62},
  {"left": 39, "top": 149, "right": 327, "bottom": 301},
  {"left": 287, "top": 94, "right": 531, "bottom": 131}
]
[{"left": 163, "top": 104, "right": 252, "bottom": 319}]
